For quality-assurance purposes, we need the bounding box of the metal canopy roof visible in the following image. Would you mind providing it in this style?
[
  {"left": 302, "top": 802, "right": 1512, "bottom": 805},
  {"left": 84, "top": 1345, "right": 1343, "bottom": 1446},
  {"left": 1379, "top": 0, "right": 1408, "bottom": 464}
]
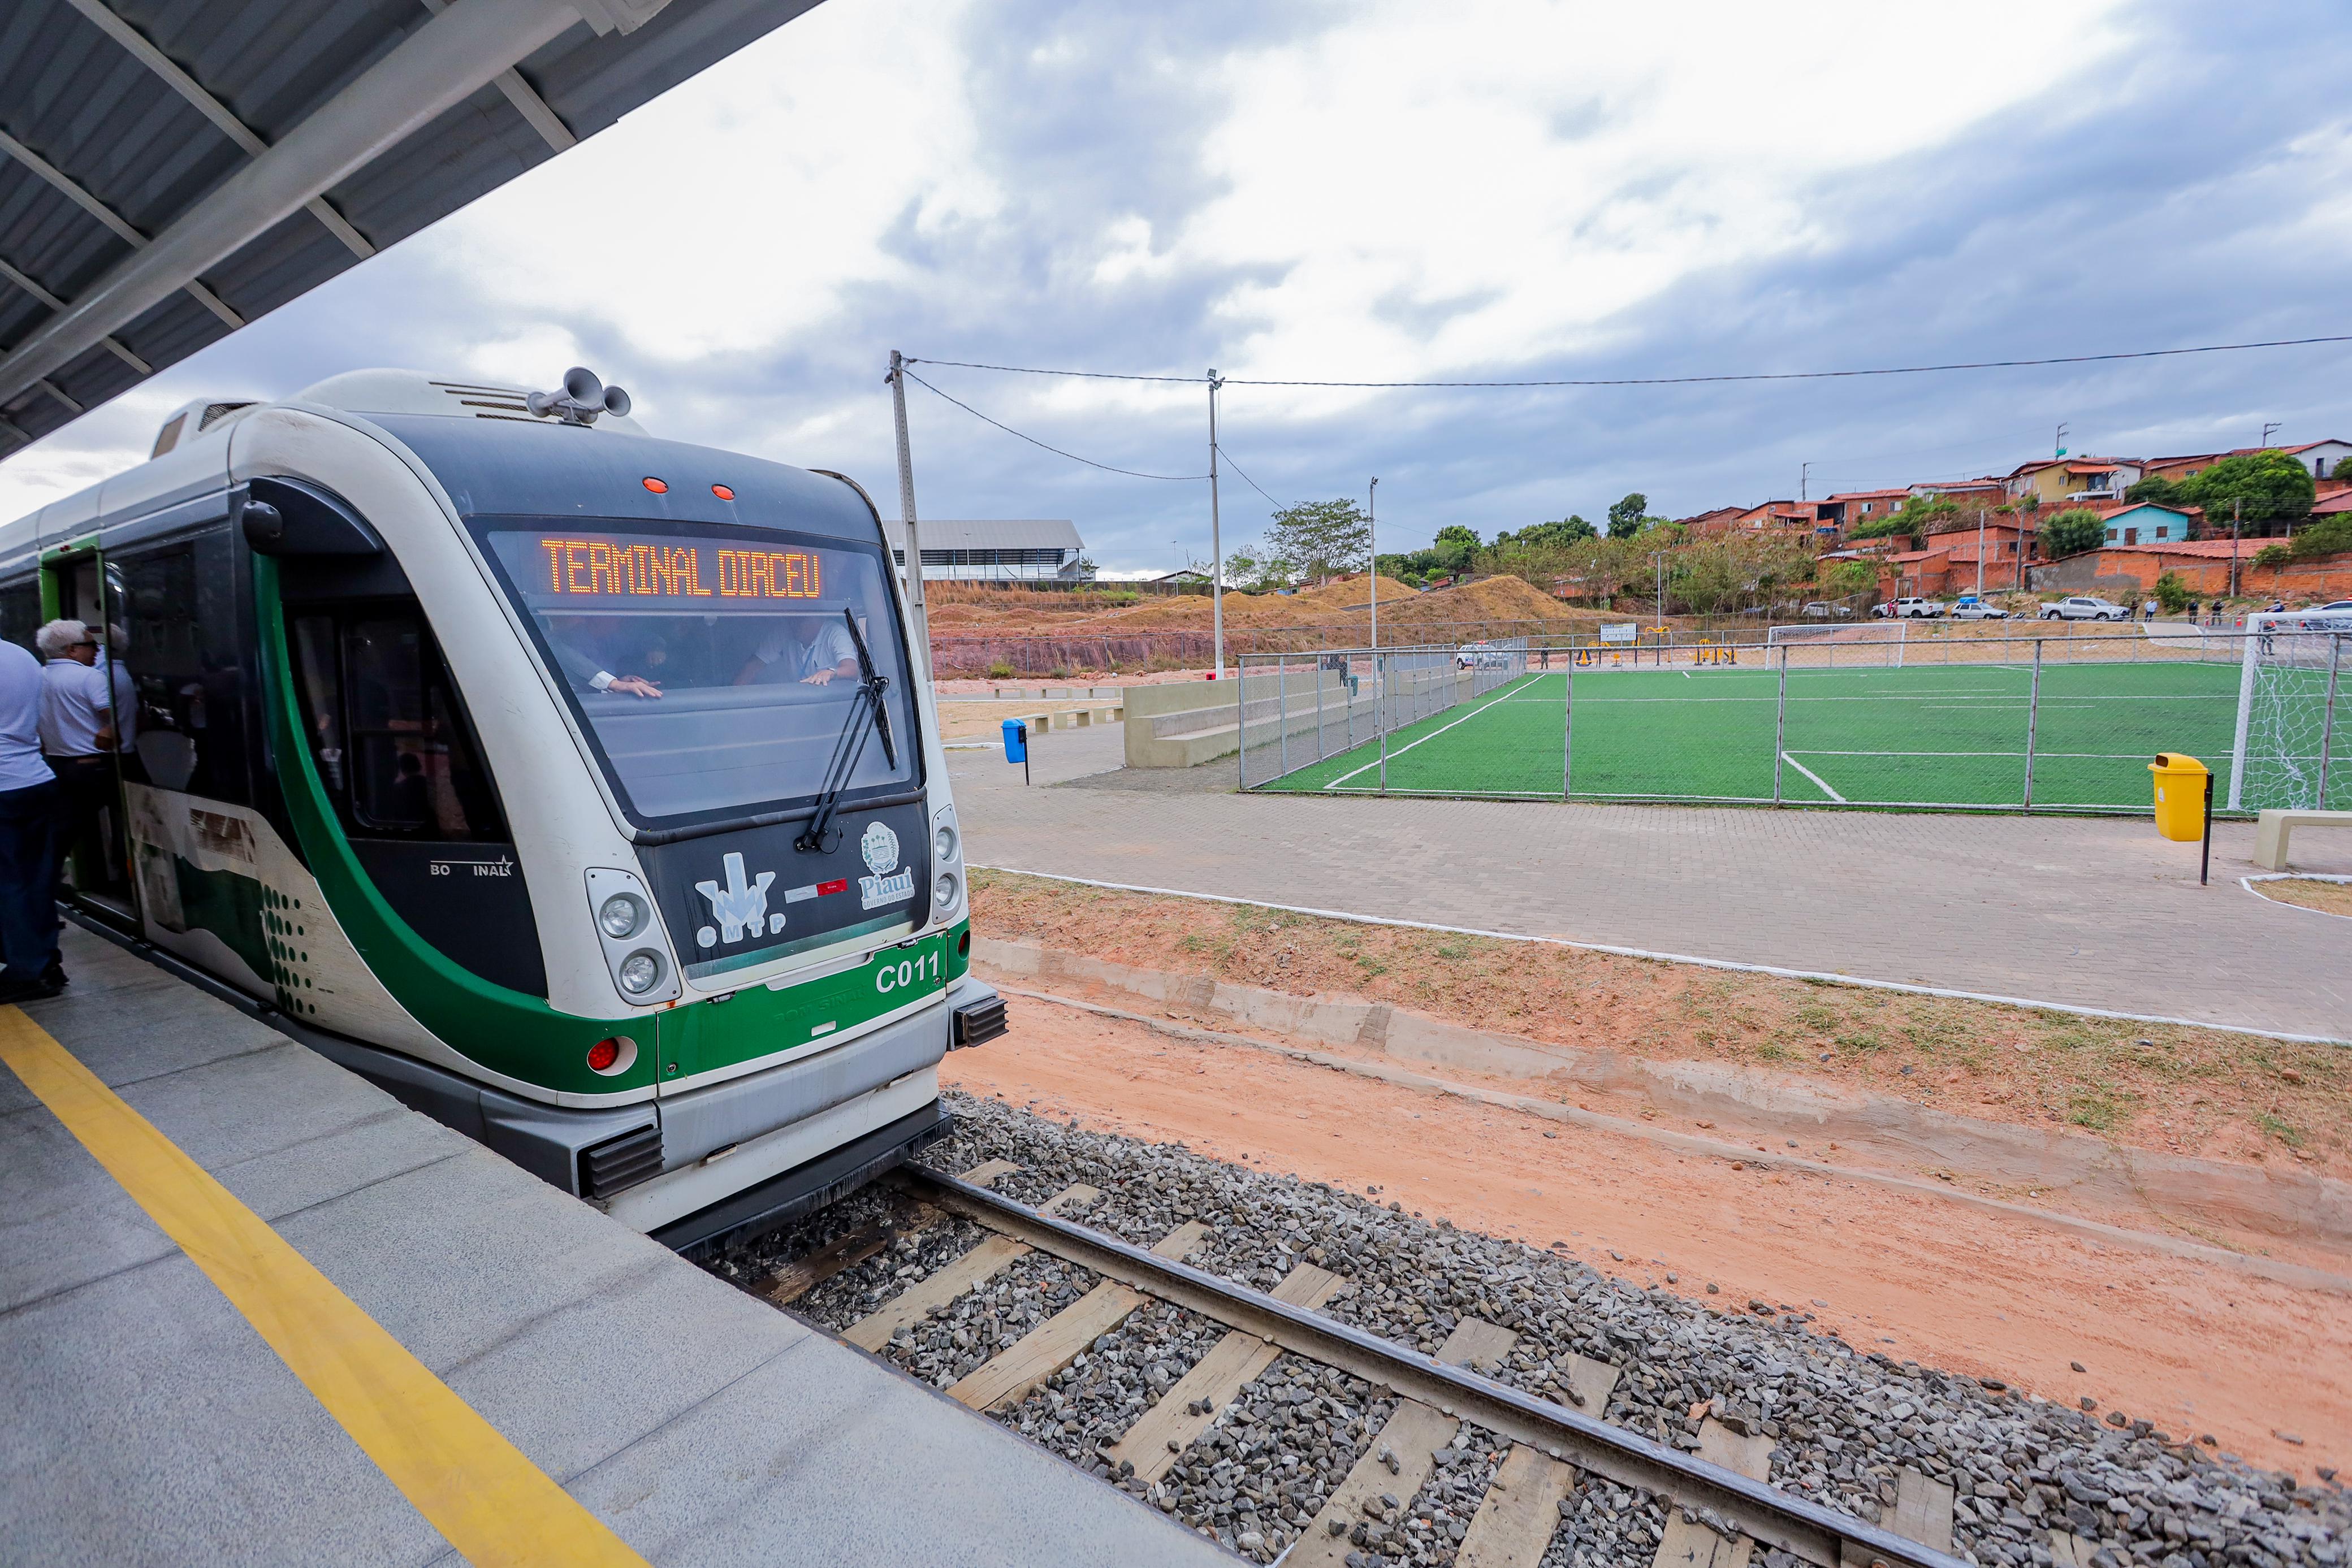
[{"left": 0, "top": 0, "right": 821, "bottom": 460}]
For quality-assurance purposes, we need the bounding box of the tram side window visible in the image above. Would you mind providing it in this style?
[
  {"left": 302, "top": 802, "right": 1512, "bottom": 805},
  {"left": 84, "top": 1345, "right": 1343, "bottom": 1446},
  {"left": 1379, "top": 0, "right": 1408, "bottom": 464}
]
[
  {"left": 107, "top": 535, "right": 251, "bottom": 803},
  {"left": 0, "top": 583, "right": 38, "bottom": 657},
  {"left": 289, "top": 609, "right": 507, "bottom": 842}
]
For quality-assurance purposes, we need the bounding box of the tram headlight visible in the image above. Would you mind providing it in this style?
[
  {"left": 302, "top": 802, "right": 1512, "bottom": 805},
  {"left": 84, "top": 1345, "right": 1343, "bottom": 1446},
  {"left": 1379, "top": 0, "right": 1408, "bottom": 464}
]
[
  {"left": 598, "top": 893, "right": 647, "bottom": 939},
  {"left": 617, "top": 950, "right": 663, "bottom": 995},
  {"left": 935, "top": 872, "right": 959, "bottom": 911},
  {"left": 933, "top": 824, "right": 958, "bottom": 863}
]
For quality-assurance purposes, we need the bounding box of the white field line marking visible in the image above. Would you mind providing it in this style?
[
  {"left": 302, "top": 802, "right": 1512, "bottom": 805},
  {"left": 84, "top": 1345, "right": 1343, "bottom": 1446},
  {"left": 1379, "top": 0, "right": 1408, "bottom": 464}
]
[
  {"left": 966, "top": 865, "right": 2350, "bottom": 1046},
  {"left": 1785, "top": 749, "right": 2159, "bottom": 759},
  {"left": 1322, "top": 678, "right": 1536, "bottom": 789},
  {"left": 1779, "top": 752, "right": 1845, "bottom": 802}
]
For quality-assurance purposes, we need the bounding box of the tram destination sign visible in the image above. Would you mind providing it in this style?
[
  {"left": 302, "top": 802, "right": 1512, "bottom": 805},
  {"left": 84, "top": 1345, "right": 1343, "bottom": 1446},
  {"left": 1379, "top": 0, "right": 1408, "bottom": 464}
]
[{"left": 488, "top": 528, "right": 830, "bottom": 608}]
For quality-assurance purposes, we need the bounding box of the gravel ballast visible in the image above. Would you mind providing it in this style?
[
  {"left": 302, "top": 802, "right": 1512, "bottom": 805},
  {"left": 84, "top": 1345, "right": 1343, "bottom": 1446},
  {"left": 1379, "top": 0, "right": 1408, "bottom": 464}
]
[{"left": 703, "top": 1095, "right": 2347, "bottom": 1567}]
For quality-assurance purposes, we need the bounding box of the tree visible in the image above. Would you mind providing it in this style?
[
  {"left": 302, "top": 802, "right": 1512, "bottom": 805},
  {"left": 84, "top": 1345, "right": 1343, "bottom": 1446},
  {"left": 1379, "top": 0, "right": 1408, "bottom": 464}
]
[
  {"left": 2152, "top": 571, "right": 2190, "bottom": 614},
  {"left": 2124, "top": 474, "right": 2184, "bottom": 506},
  {"left": 2178, "top": 450, "right": 2315, "bottom": 531},
  {"left": 1430, "top": 523, "right": 1481, "bottom": 574},
  {"left": 1499, "top": 514, "right": 1594, "bottom": 551},
  {"left": 1606, "top": 493, "right": 1649, "bottom": 535},
  {"left": 1818, "top": 560, "right": 1878, "bottom": 597},
  {"left": 2039, "top": 507, "right": 2107, "bottom": 559},
  {"left": 1263, "top": 498, "right": 1372, "bottom": 582}
]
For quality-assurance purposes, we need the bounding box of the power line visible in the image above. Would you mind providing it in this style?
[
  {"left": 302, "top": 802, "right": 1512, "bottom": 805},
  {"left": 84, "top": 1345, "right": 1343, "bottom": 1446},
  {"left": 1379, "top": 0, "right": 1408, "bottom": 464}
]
[
  {"left": 898, "top": 367, "right": 1209, "bottom": 481},
  {"left": 1214, "top": 442, "right": 1287, "bottom": 512},
  {"left": 906, "top": 333, "right": 2352, "bottom": 390}
]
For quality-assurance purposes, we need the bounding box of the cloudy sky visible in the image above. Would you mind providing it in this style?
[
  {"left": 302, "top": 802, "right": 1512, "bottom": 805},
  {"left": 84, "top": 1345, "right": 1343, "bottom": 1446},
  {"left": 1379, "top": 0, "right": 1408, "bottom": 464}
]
[{"left": 5, "top": 0, "right": 2349, "bottom": 571}]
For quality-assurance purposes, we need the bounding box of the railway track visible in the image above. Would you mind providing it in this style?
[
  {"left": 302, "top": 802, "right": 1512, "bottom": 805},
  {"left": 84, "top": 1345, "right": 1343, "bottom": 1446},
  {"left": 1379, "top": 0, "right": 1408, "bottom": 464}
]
[
  {"left": 898, "top": 1166, "right": 1966, "bottom": 1568},
  {"left": 758, "top": 1155, "right": 1973, "bottom": 1568},
  {"left": 714, "top": 1097, "right": 2346, "bottom": 1568}
]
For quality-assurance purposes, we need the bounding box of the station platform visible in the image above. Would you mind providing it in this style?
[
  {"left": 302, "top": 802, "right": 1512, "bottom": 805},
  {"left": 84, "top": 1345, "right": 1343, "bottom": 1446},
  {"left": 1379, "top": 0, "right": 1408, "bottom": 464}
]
[{"left": 0, "top": 924, "right": 1224, "bottom": 1567}]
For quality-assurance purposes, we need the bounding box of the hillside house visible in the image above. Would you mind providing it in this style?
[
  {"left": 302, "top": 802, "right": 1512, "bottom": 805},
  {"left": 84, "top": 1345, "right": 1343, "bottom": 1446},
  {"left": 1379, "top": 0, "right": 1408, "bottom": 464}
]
[
  {"left": 2142, "top": 440, "right": 2352, "bottom": 484},
  {"left": 2005, "top": 457, "right": 2142, "bottom": 507},
  {"left": 2090, "top": 501, "right": 2199, "bottom": 546}
]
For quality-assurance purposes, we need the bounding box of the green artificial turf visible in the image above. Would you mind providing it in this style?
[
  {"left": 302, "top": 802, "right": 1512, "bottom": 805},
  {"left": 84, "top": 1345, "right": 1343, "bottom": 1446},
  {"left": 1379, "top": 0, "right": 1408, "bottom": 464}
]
[{"left": 1253, "top": 660, "right": 2264, "bottom": 809}]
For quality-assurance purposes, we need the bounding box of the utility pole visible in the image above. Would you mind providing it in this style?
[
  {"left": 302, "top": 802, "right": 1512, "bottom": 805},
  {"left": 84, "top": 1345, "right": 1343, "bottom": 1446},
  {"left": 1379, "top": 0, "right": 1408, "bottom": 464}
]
[
  {"left": 1800, "top": 461, "right": 1810, "bottom": 503},
  {"left": 2261, "top": 421, "right": 2281, "bottom": 448},
  {"left": 2229, "top": 499, "right": 2243, "bottom": 600},
  {"left": 886, "top": 350, "right": 930, "bottom": 677},
  {"left": 1975, "top": 505, "right": 1987, "bottom": 599},
  {"left": 2055, "top": 422, "right": 2069, "bottom": 458},
  {"left": 1207, "top": 369, "right": 1225, "bottom": 679}
]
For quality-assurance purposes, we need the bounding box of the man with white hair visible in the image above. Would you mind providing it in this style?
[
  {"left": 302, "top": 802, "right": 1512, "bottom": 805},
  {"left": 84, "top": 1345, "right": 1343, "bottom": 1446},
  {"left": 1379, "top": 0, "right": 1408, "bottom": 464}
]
[
  {"left": 37, "top": 618, "right": 114, "bottom": 906},
  {"left": 0, "top": 634, "right": 60, "bottom": 1000}
]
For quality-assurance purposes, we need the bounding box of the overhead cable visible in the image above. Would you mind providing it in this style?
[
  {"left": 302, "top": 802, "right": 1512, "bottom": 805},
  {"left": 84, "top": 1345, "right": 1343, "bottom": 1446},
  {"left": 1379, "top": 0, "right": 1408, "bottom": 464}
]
[
  {"left": 906, "top": 333, "right": 2352, "bottom": 390},
  {"left": 1215, "top": 443, "right": 1287, "bottom": 512},
  {"left": 898, "top": 369, "right": 1209, "bottom": 481}
]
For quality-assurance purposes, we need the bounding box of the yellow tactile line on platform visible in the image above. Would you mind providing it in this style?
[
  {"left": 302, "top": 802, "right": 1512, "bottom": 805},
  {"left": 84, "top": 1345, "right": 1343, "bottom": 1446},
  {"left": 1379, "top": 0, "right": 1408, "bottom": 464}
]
[{"left": 0, "top": 1008, "right": 651, "bottom": 1568}]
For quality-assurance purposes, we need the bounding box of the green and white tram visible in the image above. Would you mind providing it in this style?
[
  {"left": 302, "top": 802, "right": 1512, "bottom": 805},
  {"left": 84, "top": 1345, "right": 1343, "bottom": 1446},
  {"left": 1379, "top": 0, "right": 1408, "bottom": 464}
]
[{"left": 0, "top": 368, "right": 1004, "bottom": 1248}]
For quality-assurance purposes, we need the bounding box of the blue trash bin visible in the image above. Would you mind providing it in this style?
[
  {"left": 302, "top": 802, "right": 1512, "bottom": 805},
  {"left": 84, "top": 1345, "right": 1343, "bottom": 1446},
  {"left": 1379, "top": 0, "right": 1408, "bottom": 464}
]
[{"left": 1001, "top": 718, "right": 1027, "bottom": 762}]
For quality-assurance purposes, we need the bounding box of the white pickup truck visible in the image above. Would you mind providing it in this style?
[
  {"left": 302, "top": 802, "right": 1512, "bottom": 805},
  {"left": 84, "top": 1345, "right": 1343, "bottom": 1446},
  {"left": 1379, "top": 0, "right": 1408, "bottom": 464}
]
[
  {"left": 1875, "top": 597, "right": 1942, "bottom": 618},
  {"left": 2040, "top": 595, "right": 2130, "bottom": 621}
]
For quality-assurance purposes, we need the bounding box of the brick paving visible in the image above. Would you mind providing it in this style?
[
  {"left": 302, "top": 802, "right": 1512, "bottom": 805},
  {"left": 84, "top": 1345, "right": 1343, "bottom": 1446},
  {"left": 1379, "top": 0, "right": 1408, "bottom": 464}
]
[{"left": 950, "top": 726, "right": 2352, "bottom": 1040}]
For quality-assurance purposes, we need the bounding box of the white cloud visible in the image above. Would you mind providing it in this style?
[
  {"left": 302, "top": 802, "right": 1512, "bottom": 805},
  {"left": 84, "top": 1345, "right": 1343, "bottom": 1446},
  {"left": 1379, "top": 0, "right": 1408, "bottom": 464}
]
[
  {"left": 1171, "top": 0, "right": 2136, "bottom": 384},
  {"left": 416, "top": 0, "right": 1000, "bottom": 365}
]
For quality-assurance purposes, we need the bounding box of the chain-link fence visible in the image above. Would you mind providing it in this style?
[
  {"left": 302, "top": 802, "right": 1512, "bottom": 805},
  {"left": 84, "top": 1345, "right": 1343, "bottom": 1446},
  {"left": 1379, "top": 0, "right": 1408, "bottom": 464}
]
[
  {"left": 1237, "top": 626, "right": 2346, "bottom": 814},
  {"left": 1235, "top": 639, "right": 1537, "bottom": 792}
]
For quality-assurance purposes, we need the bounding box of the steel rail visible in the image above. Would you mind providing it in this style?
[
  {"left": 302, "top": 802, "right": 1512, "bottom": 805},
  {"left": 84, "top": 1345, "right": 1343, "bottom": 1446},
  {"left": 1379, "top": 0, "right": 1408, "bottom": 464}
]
[{"left": 901, "top": 1164, "right": 1965, "bottom": 1568}]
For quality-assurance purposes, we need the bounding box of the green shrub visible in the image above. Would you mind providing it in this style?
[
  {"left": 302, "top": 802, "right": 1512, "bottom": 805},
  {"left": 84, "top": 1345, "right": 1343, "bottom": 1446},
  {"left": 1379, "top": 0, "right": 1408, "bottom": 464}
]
[
  {"left": 2152, "top": 571, "right": 2190, "bottom": 613},
  {"left": 2289, "top": 513, "right": 2352, "bottom": 559},
  {"left": 2038, "top": 508, "right": 2106, "bottom": 558},
  {"left": 986, "top": 660, "right": 1015, "bottom": 680}
]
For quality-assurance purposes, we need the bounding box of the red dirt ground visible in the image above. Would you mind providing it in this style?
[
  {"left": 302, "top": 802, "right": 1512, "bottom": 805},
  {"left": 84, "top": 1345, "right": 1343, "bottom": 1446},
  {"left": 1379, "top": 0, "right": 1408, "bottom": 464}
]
[{"left": 943, "top": 996, "right": 2350, "bottom": 1477}]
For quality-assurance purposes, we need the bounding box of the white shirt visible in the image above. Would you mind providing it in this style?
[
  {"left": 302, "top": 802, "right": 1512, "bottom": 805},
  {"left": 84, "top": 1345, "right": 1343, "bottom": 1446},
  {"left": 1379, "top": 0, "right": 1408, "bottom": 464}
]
[
  {"left": 752, "top": 618, "right": 859, "bottom": 680},
  {"left": 40, "top": 658, "right": 112, "bottom": 757},
  {"left": 0, "top": 644, "right": 54, "bottom": 792}
]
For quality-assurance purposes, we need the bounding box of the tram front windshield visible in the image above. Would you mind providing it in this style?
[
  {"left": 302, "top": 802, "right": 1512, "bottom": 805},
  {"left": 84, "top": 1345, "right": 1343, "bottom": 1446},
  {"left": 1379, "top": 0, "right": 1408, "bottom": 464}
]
[{"left": 479, "top": 523, "right": 918, "bottom": 826}]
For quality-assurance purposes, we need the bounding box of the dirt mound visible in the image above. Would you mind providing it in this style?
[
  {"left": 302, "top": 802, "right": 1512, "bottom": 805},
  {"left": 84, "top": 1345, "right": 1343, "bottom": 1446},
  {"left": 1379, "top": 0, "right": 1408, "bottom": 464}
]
[
  {"left": 1363, "top": 574, "right": 1588, "bottom": 627},
  {"left": 1285, "top": 574, "right": 1421, "bottom": 613}
]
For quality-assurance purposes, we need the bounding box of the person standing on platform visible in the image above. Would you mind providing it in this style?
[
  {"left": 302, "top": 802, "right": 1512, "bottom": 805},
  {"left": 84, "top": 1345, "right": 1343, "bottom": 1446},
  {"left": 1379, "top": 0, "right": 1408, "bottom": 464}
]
[
  {"left": 37, "top": 620, "right": 114, "bottom": 906},
  {"left": 0, "top": 636, "right": 60, "bottom": 1000}
]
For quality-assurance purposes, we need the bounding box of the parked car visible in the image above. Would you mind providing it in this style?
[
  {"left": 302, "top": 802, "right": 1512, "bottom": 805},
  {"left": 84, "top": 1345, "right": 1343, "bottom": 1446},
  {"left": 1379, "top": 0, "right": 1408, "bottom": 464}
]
[
  {"left": 1799, "top": 601, "right": 1854, "bottom": 619},
  {"left": 1949, "top": 600, "right": 2010, "bottom": 620},
  {"left": 1455, "top": 642, "right": 1512, "bottom": 669},
  {"left": 1879, "top": 596, "right": 1942, "bottom": 618},
  {"left": 2040, "top": 595, "right": 2130, "bottom": 621}
]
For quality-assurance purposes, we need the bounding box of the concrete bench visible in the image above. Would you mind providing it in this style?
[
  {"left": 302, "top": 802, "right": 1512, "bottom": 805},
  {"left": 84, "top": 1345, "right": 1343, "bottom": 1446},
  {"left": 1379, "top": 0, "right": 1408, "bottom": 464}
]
[
  {"left": 2252, "top": 808, "right": 2352, "bottom": 871},
  {"left": 1013, "top": 705, "right": 1123, "bottom": 735}
]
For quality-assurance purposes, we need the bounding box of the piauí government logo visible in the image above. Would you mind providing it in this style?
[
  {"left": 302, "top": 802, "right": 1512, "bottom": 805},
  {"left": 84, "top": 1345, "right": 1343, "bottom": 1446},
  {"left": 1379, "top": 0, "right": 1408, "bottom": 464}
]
[{"left": 858, "top": 820, "right": 914, "bottom": 910}]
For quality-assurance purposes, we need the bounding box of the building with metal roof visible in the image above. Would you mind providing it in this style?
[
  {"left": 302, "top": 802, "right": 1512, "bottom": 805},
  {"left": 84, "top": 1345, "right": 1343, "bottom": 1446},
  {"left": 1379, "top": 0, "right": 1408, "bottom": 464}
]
[
  {"left": 1, "top": 0, "right": 824, "bottom": 458},
  {"left": 879, "top": 518, "right": 1090, "bottom": 582}
]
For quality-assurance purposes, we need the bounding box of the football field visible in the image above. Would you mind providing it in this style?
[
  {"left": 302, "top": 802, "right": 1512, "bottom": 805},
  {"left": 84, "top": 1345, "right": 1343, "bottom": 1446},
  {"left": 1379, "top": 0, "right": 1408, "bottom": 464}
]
[{"left": 1256, "top": 660, "right": 2251, "bottom": 808}]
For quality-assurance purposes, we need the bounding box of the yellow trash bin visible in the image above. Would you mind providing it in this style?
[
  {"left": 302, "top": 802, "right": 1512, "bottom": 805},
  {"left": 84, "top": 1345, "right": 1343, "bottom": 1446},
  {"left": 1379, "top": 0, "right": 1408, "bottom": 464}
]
[{"left": 2149, "top": 752, "right": 2210, "bottom": 842}]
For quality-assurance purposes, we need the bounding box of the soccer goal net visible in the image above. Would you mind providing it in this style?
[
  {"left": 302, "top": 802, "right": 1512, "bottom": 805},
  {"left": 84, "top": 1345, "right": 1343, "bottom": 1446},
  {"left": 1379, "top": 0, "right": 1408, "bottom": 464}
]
[
  {"left": 2228, "top": 617, "right": 2349, "bottom": 809},
  {"left": 1765, "top": 620, "right": 1905, "bottom": 668}
]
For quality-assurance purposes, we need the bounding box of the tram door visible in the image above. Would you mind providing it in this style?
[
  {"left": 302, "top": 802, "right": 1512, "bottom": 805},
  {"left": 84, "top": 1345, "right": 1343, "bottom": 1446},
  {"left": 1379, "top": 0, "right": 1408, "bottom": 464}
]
[{"left": 41, "top": 549, "right": 139, "bottom": 916}]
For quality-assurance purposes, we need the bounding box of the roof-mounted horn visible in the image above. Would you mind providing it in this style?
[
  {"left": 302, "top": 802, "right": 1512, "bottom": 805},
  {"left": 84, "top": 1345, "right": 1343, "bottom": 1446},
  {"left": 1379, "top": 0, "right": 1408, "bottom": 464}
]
[{"left": 526, "top": 366, "right": 632, "bottom": 426}]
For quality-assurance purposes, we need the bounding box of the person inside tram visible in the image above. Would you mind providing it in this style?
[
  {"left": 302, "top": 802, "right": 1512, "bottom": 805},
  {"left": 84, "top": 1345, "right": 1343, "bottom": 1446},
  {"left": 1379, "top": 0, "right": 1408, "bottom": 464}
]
[
  {"left": 546, "top": 616, "right": 663, "bottom": 699},
  {"left": 733, "top": 612, "right": 861, "bottom": 687}
]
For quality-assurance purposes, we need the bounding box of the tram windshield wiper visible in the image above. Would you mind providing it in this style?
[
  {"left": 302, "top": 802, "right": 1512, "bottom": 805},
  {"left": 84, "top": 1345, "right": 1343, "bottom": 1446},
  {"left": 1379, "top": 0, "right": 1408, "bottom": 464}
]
[{"left": 795, "top": 608, "right": 896, "bottom": 855}]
